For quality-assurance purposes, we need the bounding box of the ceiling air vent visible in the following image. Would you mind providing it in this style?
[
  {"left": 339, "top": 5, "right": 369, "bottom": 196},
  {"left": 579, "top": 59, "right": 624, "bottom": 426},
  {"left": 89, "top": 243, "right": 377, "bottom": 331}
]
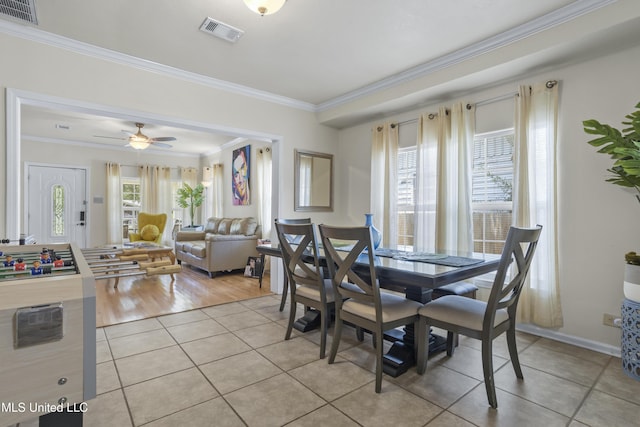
[
  {"left": 0, "top": 0, "right": 38, "bottom": 25},
  {"left": 199, "top": 17, "right": 244, "bottom": 43}
]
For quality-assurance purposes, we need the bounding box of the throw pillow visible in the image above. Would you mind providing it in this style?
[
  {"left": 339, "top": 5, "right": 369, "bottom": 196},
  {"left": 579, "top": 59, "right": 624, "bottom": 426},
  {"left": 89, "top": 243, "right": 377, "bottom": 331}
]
[
  {"left": 217, "top": 219, "right": 233, "bottom": 234},
  {"left": 239, "top": 217, "right": 258, "bottom": 236},
  {"left": 204, "top": 217, "right": 222, "bottom": 233},
  {"left": 229, "top": 218, "right": 243, "bottom": 235},
  {"left": 140, "top": 224, "right": 160, "bottom": 241}
]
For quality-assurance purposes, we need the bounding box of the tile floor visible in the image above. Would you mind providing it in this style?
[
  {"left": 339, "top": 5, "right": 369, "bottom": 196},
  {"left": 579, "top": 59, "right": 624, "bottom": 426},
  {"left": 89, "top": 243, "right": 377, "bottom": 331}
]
[{"left": 18, "top": 295, "right": 640, "bottom": 426}]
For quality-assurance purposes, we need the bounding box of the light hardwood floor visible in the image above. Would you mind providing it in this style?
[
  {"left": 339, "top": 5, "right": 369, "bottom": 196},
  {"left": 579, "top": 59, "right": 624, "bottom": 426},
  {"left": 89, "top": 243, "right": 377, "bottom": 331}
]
[{"left": 95, "top": 265, "right": 272, "bottom": 327}]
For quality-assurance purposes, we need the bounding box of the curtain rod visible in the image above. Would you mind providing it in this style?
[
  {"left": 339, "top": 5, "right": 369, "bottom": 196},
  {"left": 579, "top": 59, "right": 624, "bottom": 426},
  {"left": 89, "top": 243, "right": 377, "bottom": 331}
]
[
  {"left": 118, "top": 165, "right": 193, "bottom": 170},
  {"left": 389, "top": 80, "right": 558, "bottom": 128}
]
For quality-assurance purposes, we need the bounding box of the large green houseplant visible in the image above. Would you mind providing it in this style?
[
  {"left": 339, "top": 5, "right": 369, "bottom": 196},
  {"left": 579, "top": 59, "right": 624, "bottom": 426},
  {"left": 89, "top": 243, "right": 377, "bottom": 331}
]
[
  {"left": 176, "top": 183, "right": 205, "bottom": 227},
  {"left": 584, "top": 101, "right": 640, "bottom": 201},
  {"left": 584, "top": 101, "right": 640, "bottom": 302}
]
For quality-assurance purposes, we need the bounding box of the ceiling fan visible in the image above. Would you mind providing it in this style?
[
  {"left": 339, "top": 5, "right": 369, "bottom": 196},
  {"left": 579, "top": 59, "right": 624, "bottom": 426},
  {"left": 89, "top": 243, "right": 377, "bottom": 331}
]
[{"left": 94, "top": 122, "right": 176, "bottom": 150}]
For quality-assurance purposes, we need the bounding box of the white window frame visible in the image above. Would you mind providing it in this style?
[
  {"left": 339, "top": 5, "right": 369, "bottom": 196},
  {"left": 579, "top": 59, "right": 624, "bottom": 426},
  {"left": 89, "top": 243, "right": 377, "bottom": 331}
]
[{"left": 122, "top": 178, "right": 141, "bottom": 236}]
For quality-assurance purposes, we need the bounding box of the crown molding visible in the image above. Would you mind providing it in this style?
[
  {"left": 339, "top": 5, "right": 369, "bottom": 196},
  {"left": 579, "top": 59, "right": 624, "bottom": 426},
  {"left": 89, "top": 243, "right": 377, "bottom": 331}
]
[
  {"left": 315, "top": 0, "right": 617, "bottom": 111},
  {"left": 0, "top": 0, "right": 617, "bottom": 114},
  {"left": 0, "top": 20, "right": 316, "bottom": 112}
]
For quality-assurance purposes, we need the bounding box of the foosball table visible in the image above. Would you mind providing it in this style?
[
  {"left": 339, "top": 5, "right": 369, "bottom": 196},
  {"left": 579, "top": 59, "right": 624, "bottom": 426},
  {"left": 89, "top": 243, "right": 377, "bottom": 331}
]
[
  {"left": 0, "top": 242, "right": 96, "bottom": 426},
  {"left": 81, "top": 245, "right": 181, "bottom": 288}
]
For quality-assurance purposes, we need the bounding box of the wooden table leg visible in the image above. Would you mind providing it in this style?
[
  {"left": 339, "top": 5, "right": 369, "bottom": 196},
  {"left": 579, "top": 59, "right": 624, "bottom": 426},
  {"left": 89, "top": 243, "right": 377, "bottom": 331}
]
[{"left": 382, "top": 286, "right": 433, "bottom": 377}]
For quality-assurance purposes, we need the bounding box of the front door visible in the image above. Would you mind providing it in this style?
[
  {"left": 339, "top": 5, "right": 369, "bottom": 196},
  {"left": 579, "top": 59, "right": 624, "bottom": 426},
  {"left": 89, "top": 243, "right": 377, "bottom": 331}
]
[{"left": 27, "top": 165, "right": 87, "bottom": 247}]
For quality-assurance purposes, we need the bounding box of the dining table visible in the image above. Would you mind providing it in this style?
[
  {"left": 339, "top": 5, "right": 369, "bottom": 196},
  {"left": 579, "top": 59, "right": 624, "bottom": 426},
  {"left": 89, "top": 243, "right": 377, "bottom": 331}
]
[{"left": 256, "top": 243, "right": 500, "bottom": 377}]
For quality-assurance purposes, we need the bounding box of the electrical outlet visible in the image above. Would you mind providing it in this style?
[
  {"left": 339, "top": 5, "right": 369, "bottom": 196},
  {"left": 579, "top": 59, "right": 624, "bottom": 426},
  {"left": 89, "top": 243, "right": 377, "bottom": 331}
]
[{"left": 603, "top": 313, "right": 622, "bottom": 328}]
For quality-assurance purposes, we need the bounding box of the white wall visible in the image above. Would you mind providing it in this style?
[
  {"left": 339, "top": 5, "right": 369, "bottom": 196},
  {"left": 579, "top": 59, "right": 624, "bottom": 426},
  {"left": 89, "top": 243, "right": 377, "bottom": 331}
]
[{"left": 337, "top": 43, "right": 640, "bottom": 351}]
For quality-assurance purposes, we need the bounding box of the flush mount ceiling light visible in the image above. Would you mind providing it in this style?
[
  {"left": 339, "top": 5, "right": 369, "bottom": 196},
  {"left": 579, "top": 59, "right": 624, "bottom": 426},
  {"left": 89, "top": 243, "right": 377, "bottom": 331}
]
[
  {"left": 243, "top": 0, "right": 286, "bottom": 16},
  {"left": 129, "top": 139, "right": 150, "bottom": 150}
]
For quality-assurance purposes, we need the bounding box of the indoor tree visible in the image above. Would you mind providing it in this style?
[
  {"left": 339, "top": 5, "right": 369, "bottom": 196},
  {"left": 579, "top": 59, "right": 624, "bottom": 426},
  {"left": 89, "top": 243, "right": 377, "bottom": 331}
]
[
  {"left": 176, "top": 182, "right": 205, "bottom": 227},
  {"left": 584, "top": 102, "right": 640, "bottom": 296}
]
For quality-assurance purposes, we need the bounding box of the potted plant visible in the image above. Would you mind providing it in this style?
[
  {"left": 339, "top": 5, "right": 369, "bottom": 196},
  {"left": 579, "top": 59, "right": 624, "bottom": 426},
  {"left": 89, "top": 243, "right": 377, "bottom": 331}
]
[
  {"left": 176, "top": 183, "right": 205, "bottom": 228},
  {"left": 584, "top": 101, "right": 640, "bottom": 200},
  {"left": 584, "top": 101, "right": 640, "bottom": 302}
]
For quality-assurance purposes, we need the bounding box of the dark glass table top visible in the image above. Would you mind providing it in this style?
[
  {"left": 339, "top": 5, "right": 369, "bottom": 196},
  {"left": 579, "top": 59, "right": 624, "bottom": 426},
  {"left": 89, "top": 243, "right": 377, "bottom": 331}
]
[{"left": 257, "top": 244, "right": 500, "bottom": 289}]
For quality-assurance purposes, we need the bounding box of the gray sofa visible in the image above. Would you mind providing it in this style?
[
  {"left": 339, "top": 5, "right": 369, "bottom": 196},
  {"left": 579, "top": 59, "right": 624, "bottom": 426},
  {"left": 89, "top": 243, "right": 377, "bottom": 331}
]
[{"left": 175, "top": 217, "right": 261, "bottom": 278}]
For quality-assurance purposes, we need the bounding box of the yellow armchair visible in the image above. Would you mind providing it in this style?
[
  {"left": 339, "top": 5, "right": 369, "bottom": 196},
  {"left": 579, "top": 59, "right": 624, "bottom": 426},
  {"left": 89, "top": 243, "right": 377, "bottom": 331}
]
[{"left": 128, "top": 212, "right": 168, "bottom": 244}]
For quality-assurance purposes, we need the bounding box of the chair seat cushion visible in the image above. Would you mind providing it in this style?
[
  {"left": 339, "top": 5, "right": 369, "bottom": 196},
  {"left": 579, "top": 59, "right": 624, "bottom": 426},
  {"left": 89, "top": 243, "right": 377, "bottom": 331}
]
[
  {"left": 179, "top": 242, "right": 206, "bottom": 258},
  {"left": 342, "top": 291, "right": 421, "bottom": 323},
  {"left": 419, "top": 295, "right": 509, "bottom": 331},
  {"left": 296, "top": 280, "right": 360, "bottom": 303},
  {"left": 296, "top": 279, "right": 337, "bottom": 302}
]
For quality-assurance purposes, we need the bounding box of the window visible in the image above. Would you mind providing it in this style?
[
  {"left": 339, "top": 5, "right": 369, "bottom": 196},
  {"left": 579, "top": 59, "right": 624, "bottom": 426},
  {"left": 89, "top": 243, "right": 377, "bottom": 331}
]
[
  {"left": 472, "top": 129, "right": 514, "bottom": 255},
  {"left": 122, "top": 179, "right": 141, "bottom": 234},
  {"left": 394, "top": 129, "right": 513, "bottom": 254},
  {"left": 397, "top": 147, "right": 417, "bottom": 251},
  {"left": 52, "top": 185, "right": 65, "bottom": 236}
]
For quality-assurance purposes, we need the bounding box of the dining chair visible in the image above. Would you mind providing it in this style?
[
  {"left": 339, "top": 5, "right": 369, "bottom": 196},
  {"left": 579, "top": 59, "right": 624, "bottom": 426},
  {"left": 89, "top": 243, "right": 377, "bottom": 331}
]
[
  {"left": 274, "top": 218, "right": 311, "bottom": 311},
  {"left": 318, "top": 224, "right": 422, "bottom": 393},
  {"left": 275, "top": 221, "right": 332, "bottom": 358},
  {"left": 415, "top": 225, "right": 543, "bottom": 408}
]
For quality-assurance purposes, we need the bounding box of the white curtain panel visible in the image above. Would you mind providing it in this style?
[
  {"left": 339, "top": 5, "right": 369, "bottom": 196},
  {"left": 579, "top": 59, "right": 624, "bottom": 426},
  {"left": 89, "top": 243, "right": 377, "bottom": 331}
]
[
  {"left": 256, "top": 147, "right": 273, "bottom": 239},
  {"left": 443, "top": 102, "right": 475, "bottom": 253},
  {"left": 202, "top": 166, "right": 213, "bottom": 221},
  {"left": 106, "top": 162, "right": 122, "bottom": 244},
  {"left": 157, "top": 166, "right": 172, "bottom": 244},
  {"left": 414, "top": 113, "right": 439, "bottom": 252},
  {"left": 371, "top": 122, "right": 398, "bottom": 247},
  {"left": 212, "top": 164, "right": 224, "bottom": 218},
  {"left": 514, "top": 82, "right": 563, "bottom": 328},
  {"left": 415, "top": 104, "right": 474, "bottom": 253},
  {"left": 139, "top": 165, "right": 152, "bottom": 212}
]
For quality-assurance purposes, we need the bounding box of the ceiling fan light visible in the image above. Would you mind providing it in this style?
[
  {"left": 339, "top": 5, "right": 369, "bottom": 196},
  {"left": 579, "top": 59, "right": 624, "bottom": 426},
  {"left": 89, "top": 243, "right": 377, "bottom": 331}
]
[
  {"left": 243, "top": 0, "right": 286, "bottom": 16},
  {"left": 129, "top": 140, "right": 150, "bottom": 150}
]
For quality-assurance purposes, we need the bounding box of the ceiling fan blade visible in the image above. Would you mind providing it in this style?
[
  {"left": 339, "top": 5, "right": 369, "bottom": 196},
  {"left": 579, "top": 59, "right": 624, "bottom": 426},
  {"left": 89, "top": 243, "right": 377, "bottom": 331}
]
[
  {"left": 94, "top": 135, "right": 127, "bottom": 140},
  {"left": 150, "top": 136, "right": 177, "bottom": 142},
  {"left": 151, "top": 141, "right": 173, "bottom": 148}
]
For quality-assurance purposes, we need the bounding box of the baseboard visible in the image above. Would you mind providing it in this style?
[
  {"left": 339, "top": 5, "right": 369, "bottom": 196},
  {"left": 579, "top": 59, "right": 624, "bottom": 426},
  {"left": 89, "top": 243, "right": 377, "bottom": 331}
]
[{"left": 517, "top": 323, "right": 621, "bottom": 358}]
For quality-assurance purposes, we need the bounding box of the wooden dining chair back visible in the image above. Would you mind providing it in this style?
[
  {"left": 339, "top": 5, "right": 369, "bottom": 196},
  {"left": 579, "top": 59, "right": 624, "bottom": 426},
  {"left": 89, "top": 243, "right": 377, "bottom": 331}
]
[
  {"left": 319, "top": 224, "right": 422, "bottom": 393},
  {"left": 274, "top": 218, "right": 312, "bottom": 311},
  {"left": 275, "top": 221, "right": 332, "bottom": 358},
  {"left": 416, "top": 225, "right": 543, "bottom": 408}
]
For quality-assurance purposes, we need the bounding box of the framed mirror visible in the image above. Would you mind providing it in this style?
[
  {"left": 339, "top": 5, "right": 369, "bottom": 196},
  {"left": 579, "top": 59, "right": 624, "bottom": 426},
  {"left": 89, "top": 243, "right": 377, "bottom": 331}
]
[{"left": 294, "top": 149, "right": 333, "bottom": 212}]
